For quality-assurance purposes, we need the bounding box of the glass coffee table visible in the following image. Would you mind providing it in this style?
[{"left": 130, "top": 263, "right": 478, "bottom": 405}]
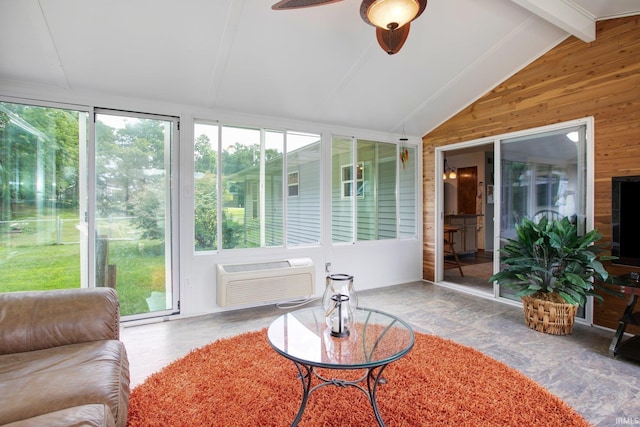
[{"left": 267, "top": 307, "right": 414, "bottom": 427}]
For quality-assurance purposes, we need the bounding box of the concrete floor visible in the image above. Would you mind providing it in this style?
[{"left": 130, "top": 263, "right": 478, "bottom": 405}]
[{"left": 121, "top": 281, "right": 640, "bottom": 426}]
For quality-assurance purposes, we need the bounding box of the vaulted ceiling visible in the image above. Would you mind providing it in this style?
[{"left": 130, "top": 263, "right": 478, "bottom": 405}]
[{"left": 1, "top": 0, "right": 639, "bottom": 138}]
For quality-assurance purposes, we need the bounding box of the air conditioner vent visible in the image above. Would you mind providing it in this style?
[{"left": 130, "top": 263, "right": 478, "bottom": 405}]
[{"left": 216, "top": 258, "right": 315, "bottom": 307}]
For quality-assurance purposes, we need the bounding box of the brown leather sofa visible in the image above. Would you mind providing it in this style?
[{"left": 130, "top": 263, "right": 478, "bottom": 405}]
[{"left": 0, "top": 288, "right": 130, "bottom": 427}]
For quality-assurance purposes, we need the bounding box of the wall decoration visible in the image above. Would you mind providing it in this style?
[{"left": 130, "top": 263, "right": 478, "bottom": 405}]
[
  {"left": 487, "top": 184, "right": 494, "bottom": 204},
  {"left": 400, "top": 147, "right": 409, "bottom": 169}
]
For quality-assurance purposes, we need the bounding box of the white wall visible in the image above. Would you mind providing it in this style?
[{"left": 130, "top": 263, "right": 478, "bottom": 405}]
[{"left": 1, "top": 82, "right": 424, "bottom": 318}]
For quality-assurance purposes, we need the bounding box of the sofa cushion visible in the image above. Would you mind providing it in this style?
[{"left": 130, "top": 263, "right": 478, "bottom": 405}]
[
  {"left": 2, "top": 404, "right": 115, "bottom": 427},
  {"left": 0, "top": 288, "right": 120, "bottom": 355},
  {"left": 0, "top": 340, "right": 129, "bottom": 427}
]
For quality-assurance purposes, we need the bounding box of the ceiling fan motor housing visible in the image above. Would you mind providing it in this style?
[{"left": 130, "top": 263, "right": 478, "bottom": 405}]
[{"left": 272, "top": 0, "right": 428, "bottom": 55}]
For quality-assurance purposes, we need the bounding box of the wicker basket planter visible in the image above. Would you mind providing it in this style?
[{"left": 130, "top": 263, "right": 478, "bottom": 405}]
[
  {"left": 490, "top": 218, "right": 617, "bottom": 335},
  {"left": 521, "top": 294, "right": 578, "bottom": 335}
]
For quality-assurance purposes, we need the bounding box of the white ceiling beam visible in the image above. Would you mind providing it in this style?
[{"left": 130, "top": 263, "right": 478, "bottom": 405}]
[{"left": 512, "top": 0, "right": 596, "bottom": 42}]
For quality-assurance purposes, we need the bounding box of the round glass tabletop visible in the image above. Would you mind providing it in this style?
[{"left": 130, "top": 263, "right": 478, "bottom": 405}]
[{"left": 268, "top": 307, "right": 414, "bottom": 369}]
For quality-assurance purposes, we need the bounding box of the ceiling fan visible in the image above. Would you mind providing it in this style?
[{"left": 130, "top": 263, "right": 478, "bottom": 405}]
[{"left": 272, "top": 0, "right": 428, "bottom": 55}]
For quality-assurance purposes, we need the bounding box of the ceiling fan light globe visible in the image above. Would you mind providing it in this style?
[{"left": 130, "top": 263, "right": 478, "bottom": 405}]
[{"left": 367, "top": 0, "right": 420, "bottom": 30}]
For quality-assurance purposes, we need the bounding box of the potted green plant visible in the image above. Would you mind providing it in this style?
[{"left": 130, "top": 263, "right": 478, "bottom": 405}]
[{"left": 489, "top": 216, "right": 616, "bottom": 335}]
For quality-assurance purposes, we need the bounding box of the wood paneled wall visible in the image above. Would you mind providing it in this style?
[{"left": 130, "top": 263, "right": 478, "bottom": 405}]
[{"left": 422, "top": 16, "right": 640, "bottom": 331}]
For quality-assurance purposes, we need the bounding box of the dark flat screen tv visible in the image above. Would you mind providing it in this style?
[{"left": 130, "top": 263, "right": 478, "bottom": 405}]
[{"left": 612, "top": 175, "right": 640, "bottom": 266}]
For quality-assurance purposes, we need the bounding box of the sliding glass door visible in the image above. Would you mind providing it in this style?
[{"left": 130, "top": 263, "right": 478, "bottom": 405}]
[
  {"left": 437, "top": 120, "right": 591, "bottom": 318},
  {"left": 94, "top": 110, "right": 178, "bottom": 317},
  {"left": 0, "top": 101, "right": 88, "bottom": 292},
  {"left": 498, "top": 124, "right": 588, "bottom": 308},
  {"left": 1, "top": 101, "right": 178, "bottom": 319}
]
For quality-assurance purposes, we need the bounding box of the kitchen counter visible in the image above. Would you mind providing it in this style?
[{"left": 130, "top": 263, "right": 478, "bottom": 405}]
[{"left": 444, "top": 215, "right": 481, "bottom": 254}]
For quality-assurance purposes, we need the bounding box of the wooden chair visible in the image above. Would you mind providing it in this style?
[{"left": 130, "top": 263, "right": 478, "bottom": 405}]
[
  {"left": 532, "top": 209, "right": 562, "bottom": 223},
  {"left": 444, "top": 226, "right": 464, "bottom": 276}
]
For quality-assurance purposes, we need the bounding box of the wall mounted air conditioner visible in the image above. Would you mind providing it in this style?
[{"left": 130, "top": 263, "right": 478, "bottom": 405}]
[{"left": 216, "top": 258, "right": 315, "bottom": 307}]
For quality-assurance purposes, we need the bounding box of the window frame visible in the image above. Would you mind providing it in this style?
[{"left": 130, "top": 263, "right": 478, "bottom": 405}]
[
  {"left": 287, "top": 170, "right": 299, "bottom": 197},
  {"left": 341, "top": 163, "right": 364, "bottom": 198}
]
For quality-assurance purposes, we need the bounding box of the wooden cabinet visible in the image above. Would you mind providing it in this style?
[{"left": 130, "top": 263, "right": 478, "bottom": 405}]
[
  {"left": 608, "top": 275, "right": 640, "bottom": 361},
  {"left": 445, "top": 215, "right": 479, "bottom": 254}
]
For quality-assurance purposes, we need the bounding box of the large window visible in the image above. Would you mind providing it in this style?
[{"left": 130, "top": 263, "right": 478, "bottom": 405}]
[
  {"left": 398, "top": 145, "right": 417, "bottom": 238},
  {"left": 193, "top": 122, "right": 321, "bottom": 251},
  {"left": 332, "top": 136, "right": 416, "bottom": 243},
  {"left": 331, "top": 137, "right": 354, "bottom": 243},
  {"left": 193, "top": 126, "right": 416, "bottom": 250},
  {"left": 357, "top": 140, "right": 397, "bottom": 241},
  {"left": 193, "top": 122, "right": 219, "bottom": 251},
  {"left": 220, "top": 126, "right": 280, "bottom": 249},
  {"left": 286, "top": 131, "right": 321, "bottom": 246}
]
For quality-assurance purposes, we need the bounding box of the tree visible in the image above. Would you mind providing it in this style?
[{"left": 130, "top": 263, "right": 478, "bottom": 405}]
[
  {"left": 95, "top": 118, "right": 165, "bottom": 217},
  {"left": 131, "top": 185, "right": 163, "bottom": 240},
  {"left": 195, "top": 134, "right": 216, "bottom": 174},
  {"left": 52, "top": 109, "right": 80, "bottom": 208},
  {"left": 0, "top": 103, "right": 81, "bottom": 221},
  {"left": 221, "top": 143, "right": 280, "bottom": 174},
  {"left": 194, "top": 173, "right": 217, "bottom": 250}
]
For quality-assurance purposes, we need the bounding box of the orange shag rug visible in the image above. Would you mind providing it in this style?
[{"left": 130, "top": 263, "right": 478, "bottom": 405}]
[{"left": 127, "top": 329, "right": 589, "bottom": 427}]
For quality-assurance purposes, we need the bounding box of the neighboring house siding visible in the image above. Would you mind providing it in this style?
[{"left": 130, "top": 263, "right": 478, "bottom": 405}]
[
  {"left": 357, "top": 143, "right": 397, "bottom": 240},
  {"left": 287, "top": 159, "right": 320, "bottom": 245},
  {"left": 265, "top": 161, "right": 283, "bottom": 246},
  {"left": 377, "top": 158, "right": 397, "bottom": 239},
  {"left": 399, "top": 147, "right": 417, "bottom": 238},
  {"left": 357, "top": 159, "right": 375, "bottom": 240},
  {"left": 264, "top": 175, "right": 284, "bottom": 246}
]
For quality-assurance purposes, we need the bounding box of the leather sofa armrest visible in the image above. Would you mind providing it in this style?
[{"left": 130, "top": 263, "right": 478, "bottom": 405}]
[{"left": 0, "top": 288, "right": 121, "bottom": 355}]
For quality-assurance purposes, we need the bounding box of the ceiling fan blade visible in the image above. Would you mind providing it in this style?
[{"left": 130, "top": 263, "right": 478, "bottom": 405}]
[
  {"left": 376, "top": 23, "right": 410, "bottom": 55},
  {"left": 272, "top": 0, "right": 343, "bottom": 10}
]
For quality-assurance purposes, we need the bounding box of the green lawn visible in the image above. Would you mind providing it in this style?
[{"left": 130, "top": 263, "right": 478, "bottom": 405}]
[
  {"left": 2, "top": 206, "right": 168, "bottom": 316},
  {"left": 224, "top": 207, "right": 245, "bottom": 223},
  {"left": 0, "top": 239, "right": 165, "bottom": 316},
  {"left": 0, "top": 243, "right": 82, "bottom": 291}
]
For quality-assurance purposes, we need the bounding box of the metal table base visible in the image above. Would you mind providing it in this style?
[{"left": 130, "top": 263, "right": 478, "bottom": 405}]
[{"left": 288, "top": 361, "right": 390, "bottom": 427}]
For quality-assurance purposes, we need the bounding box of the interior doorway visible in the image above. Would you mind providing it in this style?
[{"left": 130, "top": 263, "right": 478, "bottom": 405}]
[{"left": 439, "top": 144, "right": 495, "bottom": 295}]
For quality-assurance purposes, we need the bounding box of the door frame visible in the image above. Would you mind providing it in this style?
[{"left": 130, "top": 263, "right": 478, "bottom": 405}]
[
  {"left": 435, "top": 139, "right": 499, "bottom": 299},
  {"left": 91, "top": 108, "right": 181, "bottom": 321},
  {"left": 434, "top": 117, "right": 596, "bottom": 323}
]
